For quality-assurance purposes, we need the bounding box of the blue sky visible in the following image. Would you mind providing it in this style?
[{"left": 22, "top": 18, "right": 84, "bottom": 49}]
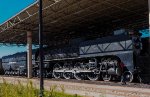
[
  {"left": 0, "top": 0, "right": 36, "bottom": 58},
  {"left": 0, "top": 46, "right": 26, "bottom": 58},
  {"left": 140, "top": 29, "right": 150, "bottom": 38},
  {"left": 0, "top": 0, "right": 36, "bottom": 24}
]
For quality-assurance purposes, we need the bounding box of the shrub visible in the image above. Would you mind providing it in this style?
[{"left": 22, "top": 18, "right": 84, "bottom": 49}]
[{"left": 0, "top": 79, "right": 82, "bottom": 97}]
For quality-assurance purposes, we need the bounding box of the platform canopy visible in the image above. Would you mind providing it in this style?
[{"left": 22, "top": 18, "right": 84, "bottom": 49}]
[{"left": 0, "top": 0, "right": 148, "bottom": 46}]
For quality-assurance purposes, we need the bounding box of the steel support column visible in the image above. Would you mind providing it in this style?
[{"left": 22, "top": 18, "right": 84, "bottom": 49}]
[
  {"left": 39, "top": 0, "right": 44, "bottom": 97},
  {"left": 27, "top": 31, "right": 32, "bottom": 78},
  {"left": 148, "top": 0, "right": 150, "bottom": 54}
]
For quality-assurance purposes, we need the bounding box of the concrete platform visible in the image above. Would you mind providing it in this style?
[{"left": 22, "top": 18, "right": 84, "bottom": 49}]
[{"left": 0, "top": 76, "right": 150, "bottom": 97}]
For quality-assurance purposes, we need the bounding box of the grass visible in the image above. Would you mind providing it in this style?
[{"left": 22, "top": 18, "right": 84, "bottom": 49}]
[{"left": 0, "top": 79, "right": 82, "bottom": 97}]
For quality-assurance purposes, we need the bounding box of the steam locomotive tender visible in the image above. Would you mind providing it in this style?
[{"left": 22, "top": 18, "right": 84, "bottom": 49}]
[{"left": 2, "top": 52, "right": 35, "bottom": 76}]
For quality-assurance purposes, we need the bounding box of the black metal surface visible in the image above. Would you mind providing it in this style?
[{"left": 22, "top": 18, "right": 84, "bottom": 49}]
[
  {"left": 79, "top": 35, "right": 134, "bottom": 72},
  {"left": 39, "top": 0, "right": 44, "bottom": 97}
]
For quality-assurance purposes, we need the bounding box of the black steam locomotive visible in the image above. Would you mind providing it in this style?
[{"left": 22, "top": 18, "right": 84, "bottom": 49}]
[
  {"left": 34, "top": 29, "right": 149, "bottom": 82},
  {"left": 2, "top": 29, "right": 149, "bottom": 82}
]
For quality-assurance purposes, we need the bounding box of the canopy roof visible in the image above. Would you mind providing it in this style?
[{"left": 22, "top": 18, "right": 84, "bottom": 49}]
[{"left": 0, "top": 0, "right": 148, "bottom": 46}]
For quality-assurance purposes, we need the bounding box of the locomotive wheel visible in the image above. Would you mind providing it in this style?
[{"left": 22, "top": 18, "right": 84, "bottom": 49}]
[
  {"left": 73, "top": 62, "right": 86, "bottom": 80},
  {"left": 100, "top": 59, "right": 112, "bottom": 81},
  {"left": 53, "top": 71, "right": 61, "bottom": 79},
  {"left": 101, "top": 72, "right": 112, "bottom": 81},
  {"left": 74, "top": 72, "right": 86, "bottom": 80},
  {"left": 53, "top": 63, "right": 62, "bottom": 79},
  {"left": 122, "top": 71, "right": 133, "bottom": 82},
  {"left": 63, "top": 62, "right": 73, "bottom": 79},
  {"left": 63, "top": 71, "right": 72, "bottom": 79},
  {"left": 87, "top": 72, "right": 99, "bottom": 81}
]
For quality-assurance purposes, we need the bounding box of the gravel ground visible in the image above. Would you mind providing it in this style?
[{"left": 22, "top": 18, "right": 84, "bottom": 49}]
[
  {"left": 45, "top": 78, "right": 150, "bottom": 89},
  {"left": 1, "top": 76, "right": 150, "bottom": 97}
]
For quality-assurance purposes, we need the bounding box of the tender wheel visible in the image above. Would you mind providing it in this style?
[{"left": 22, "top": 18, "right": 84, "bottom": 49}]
[
  {"left": 87, "top": 72, "right": 99, "bottom": 81},
  {"left": 5, "top": 71, "right": 8, "bottom": 75},
  {"left": 53, "top": 63, "right": 62, "bottom": 79},
  {"left": 101, "top": 72, "right": 112, "bottom": 81},
  {"left": 122, "top": 71, "right": 133, "bottom": 82}
]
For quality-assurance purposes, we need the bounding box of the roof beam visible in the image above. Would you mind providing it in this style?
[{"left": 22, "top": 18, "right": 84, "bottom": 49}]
[{"left": 0, "top": 0, "right": 62, "bottom": 33}]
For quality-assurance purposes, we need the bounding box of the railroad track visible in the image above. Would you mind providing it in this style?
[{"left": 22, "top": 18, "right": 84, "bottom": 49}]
[{"left": 0, "top": 76, "right": 150, "bottom": 97}]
